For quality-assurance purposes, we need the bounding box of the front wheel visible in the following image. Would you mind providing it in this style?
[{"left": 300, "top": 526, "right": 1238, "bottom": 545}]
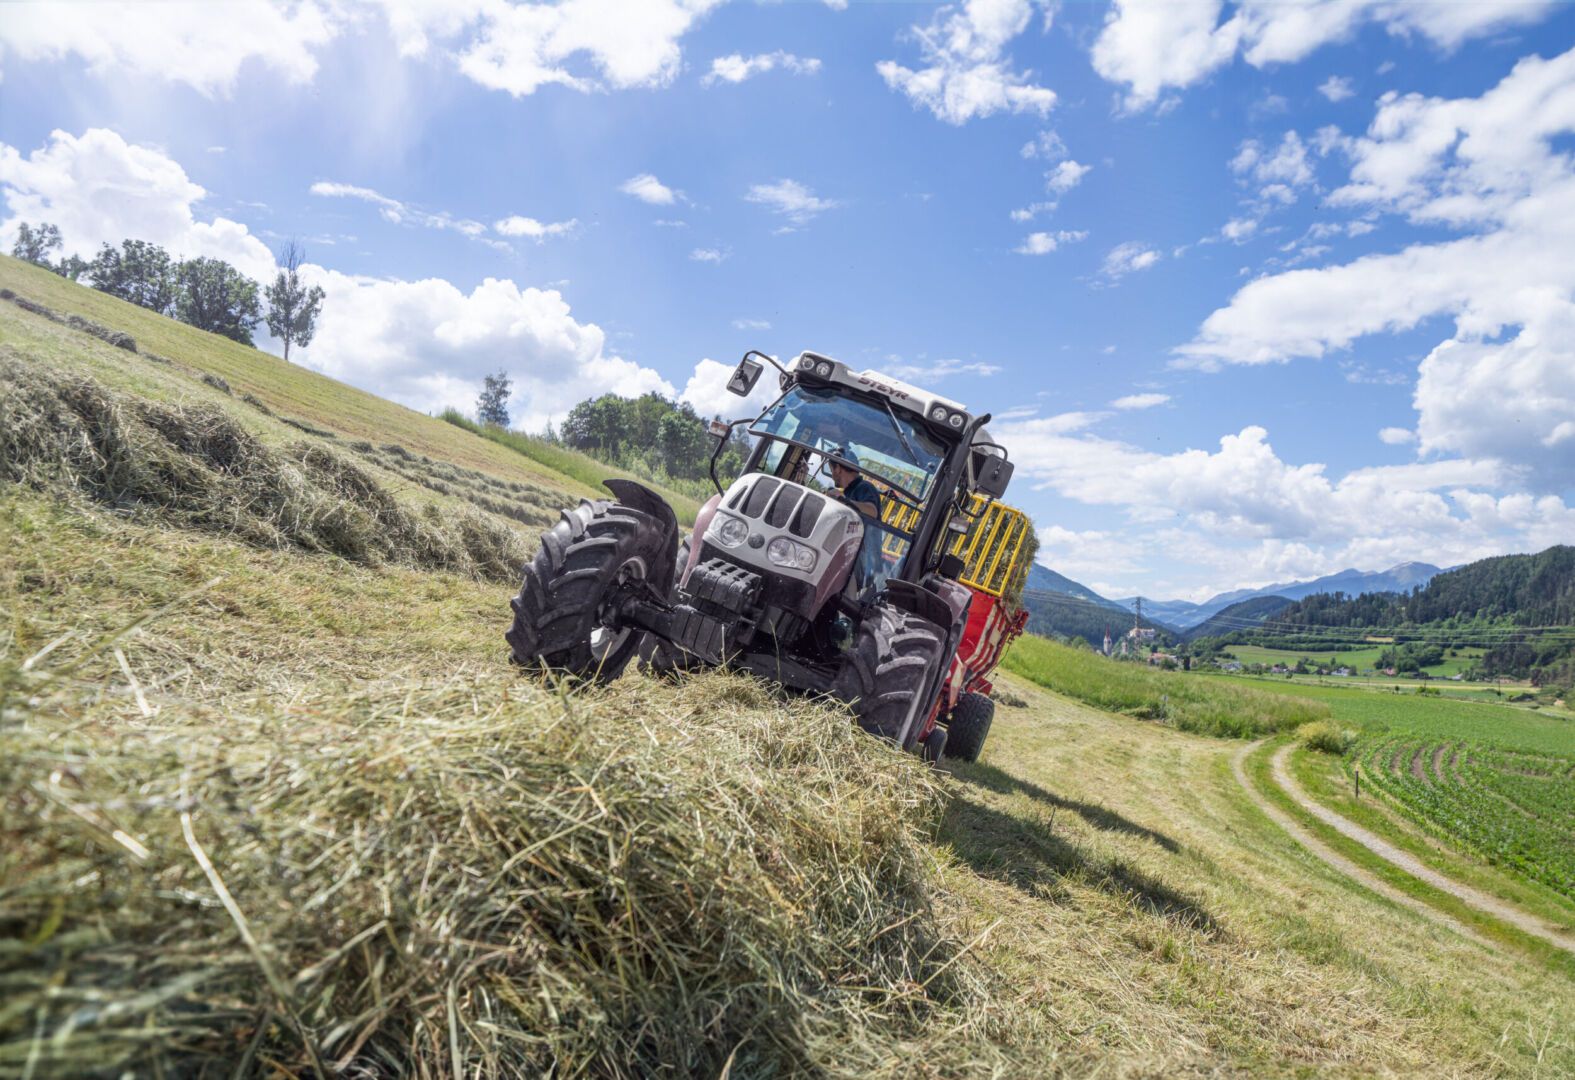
[
  {"left": 506, "top": 499, "right": 669, "bottom": 682},
  {"left": 946, "top": 691, "right": 994, "bottom": 763},
  {"left": 833, "top": 604, "right": 946, "bottom": 748}
]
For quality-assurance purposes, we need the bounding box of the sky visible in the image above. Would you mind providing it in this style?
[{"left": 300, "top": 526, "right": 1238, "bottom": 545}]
[{"left": 2, "top": 0, "right": 1572, "bottom": 602}]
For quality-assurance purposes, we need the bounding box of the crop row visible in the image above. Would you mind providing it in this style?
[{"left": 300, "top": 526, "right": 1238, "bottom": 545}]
[{"left": 1351, "top": 735, "right": 1575, "bottom": 900}]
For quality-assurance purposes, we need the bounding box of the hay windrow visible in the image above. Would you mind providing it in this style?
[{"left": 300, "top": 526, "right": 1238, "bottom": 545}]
[
  {"left": 0, "top": 669, "right": 997, "bottom": 1077},
  {"left": 0, "top": 351, "right": 525, "bottom": 582}
]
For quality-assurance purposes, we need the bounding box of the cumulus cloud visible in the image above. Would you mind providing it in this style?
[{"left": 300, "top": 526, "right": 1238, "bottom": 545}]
[
  {"left": 493, "top": 214, "right": 577, "bottom": 241},
  {"left": 452, "top": 0, "right": 724, "bottom": 97},
  {"left": 994, "top": 412, "right": 1573, "bottom": 595},
  {"left": 1101, "top": 241, "right": 1161, "bottom": 278},
  {"left": 1176, "top": 47, "right": 1575, "bottom": 489},
  {"left": 1046, "top": 160, "right": 1092, "bottom": 194},
  {"left": 876, "top": 0, "right": 1056, "bottom": 124},
  {"left": 620, "top": 173, "right": 681, "bottom": 205},
  {"left": 732, "top": 317, "right": 771, "bottom": 330},
  {"left": 1111, "top": 393, "right": 1170, "bottom": 410},
  {"left": 1318, "top": 74, "right": 1355, "bottom": 102},
  {"left": 689, "top": 246, "right": 728, "bottom": 263},
  {"left": 1379, "top": 426, "right": 1416, "bottom": 445},
  {"left": 0, "top": 127, "right": 673, "bottom": 431},
  {"left": 680, "top": 357, "right": 779, "bottom": 419},
  {"left": 0, "top": 0, "right": 339, "bottom": 96},
  {"left": 703, "top": 51, "right": 820, "bottom": 86},
  {"left": 1091, "top": 0, "right": 1554, "bottom": 111},
  {"left": 1015, "top": 229, "right": 1087, "bottom": 255},
  {"left": 745, "top": 178, "right": 841, "bottom": 228}
]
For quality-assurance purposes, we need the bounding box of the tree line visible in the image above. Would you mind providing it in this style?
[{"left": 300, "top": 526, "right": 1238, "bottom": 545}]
[{"left": 10, "top": 221, "right": 325, "bottom": 359}]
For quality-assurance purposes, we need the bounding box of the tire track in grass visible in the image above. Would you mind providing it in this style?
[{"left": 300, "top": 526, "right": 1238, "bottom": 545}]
[
  {"left": 1269, "top": 744, "right": 1575, "bottom": 954},
  {"left": 1229, "top": 742, "right": 1489, "bottom": 949}
]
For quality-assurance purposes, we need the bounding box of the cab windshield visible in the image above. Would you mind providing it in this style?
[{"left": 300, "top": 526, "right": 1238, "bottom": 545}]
[{"left": 749, "top": 384, "right": 948, "bottom": 502}]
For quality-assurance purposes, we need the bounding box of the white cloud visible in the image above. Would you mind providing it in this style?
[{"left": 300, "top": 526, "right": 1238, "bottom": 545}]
[
  {"left": 310, "top": 180, "right": 487, "bottom": 237},
  {"left": 689, "top": 246, "right": 728, "bottom": 263},
  {"left": 620, "top": 173, "right": 681, "bottom": 206},
  {"left": 1016, "top": 229, "right": 1087, "bottom": 255},
  {"left": 995, "top": 413, "right": 1573, "bottom": 595},
  {"left": 1101, "top": 242, "right": 1161, "bottom": 278},
  {"left": 494, "top": 215, "right": 577, "bottom": 241},
  {"left": 880, "top": 357, "right": 1003, "bottom": 381},
  {"left": 680, "top": 357, "right": 779, "bottom": 420},
  {"left": 1379, "top": 426, "right": 1417, "bottom": 445},
  {"left": 1111, "top": 393, "right": 1170, "bottom": 410},
  {"left": 0, "top": 127, "right": 276, "bottom": 281},
  {"left": 703, "top": 51, "right": 820, "bottom": 86},
  {"left": 1318, "top": 74, "right": 1355, "bottom": 102},
  {"left": 453, "top": 0, "right": 724, "bottom": 97},
  {"left": 745, "top": 178, "right": 841, "bottom": 228},
  {"left": 0, "top": 127, "right": 672, "bottom": 431},
  {"left": 876, "top": 0, "right": 1056, "bottom": 125},
  {"left": 1091, "top": 0, "right": 1553, "bottom": 111},
  {"left": 1046, "top": 160, "right": 1091, "bottom": 194},
  {"left": 0, "top": 0, "right": 339, "bottom": 96},
  {"left": 732, "top": 318, "right": 771, "bottom": 330},
  {"left": 1021, "top": 130, "right": 1067, "bottom": 160},
  {"left": 1175, "top": 47, "right": 1575, "bottom": 489},
  {"left": 1231, "top": 130, "right": 1314, "bottom": 188}
]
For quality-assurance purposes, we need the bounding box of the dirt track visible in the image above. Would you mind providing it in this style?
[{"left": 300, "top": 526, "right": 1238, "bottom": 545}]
[
  {"left": 1266, "top": 743, "right": 1574, "bottom": 954},
  {"left": 1229, "top": 742, "right": 1490, "bottom": 948}
]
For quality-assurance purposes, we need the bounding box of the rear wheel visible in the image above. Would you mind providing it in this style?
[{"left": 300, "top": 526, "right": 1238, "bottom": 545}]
[
  {"left": 946, "top": 691, "right": 994, "bottom": 763},
  {"left": 833, "top": 604, "right": 946, "bottom": 748},
  {"left": 507, "top": 499, "right": 668, "bottom": 682}
]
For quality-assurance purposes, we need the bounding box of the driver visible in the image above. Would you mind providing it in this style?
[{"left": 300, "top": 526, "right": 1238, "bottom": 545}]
[{"left": 827, "top": 449, "right": 881, "bottom": 519}]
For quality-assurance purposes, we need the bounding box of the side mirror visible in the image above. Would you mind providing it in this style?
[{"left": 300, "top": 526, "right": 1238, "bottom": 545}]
[
  {"left": 971, "top": 449, "right": 1013, "bottom": 499},
  {"left": 727, "top": 357, "right": 764, "bottom": 397},
  {"left": 707, "top": 418, "right": 731, "bottom": 439}
]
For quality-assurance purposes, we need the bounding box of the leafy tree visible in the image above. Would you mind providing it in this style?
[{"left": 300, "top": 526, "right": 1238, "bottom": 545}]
[
  {"left": 175, "top": 257, "right": 262, "bottom": 344},
  {"left": 87, "top": 239, "right": 179, "bottom": 314},
  {"left": 476, "top": 370, "right": 513, "bottom": 427},
  {"left": 264, "top": 240, "right": 326, "bottom": 363},
  {"left": 560, "top": 395, "right": 629, "bottom": 457},
  {"left": 657, "top": 409, "right": 708, "bottom": 474},
  {"left": 11, "top": 222, "right": 63, "bottom": 267},
  {"left": 55, "top": 254, "right": 89, "bottom": 281}
]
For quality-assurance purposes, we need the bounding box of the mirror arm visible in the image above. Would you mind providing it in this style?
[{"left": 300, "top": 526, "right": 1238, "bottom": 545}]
[
  {"left": 743, "top": 349, "right": 789, "bottom": 376},
  {"left": 709, "top": 418, "right": 751, "bottom": 496}
]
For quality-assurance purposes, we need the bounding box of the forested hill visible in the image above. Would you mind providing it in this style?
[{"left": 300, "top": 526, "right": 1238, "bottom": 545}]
[
  {"left": 1181, "top": 594, "right": 1293, "bottom": 641},
  {"left": 1267, "top": 546, "right": 1574, "bottom": 629}
]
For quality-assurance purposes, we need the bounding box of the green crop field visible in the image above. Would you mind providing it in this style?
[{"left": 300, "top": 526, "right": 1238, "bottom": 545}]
[
  {"left": 1222, "top": 642, "right": 1484, "bottom": 678},
  {"left": 1352, "top": 735, "right": 1575, "bottom": 900}
]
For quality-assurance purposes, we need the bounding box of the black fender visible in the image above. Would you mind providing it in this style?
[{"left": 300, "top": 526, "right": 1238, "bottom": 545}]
[{"left": 602, "top": 479, "right": 680, "bottom": 595}]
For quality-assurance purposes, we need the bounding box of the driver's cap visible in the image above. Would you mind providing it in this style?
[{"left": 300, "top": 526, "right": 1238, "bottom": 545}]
[{"left": 827, "top": 445, "right": 859, "bottom": 467}]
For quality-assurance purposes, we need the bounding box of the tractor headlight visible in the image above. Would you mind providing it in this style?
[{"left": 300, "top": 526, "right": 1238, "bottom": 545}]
[
  {"left": 947, "top": 412, "right": 964, "bottom": 428},
  {"left": 766, "top": 536, "right": 818, "bottom": 572},
  {"left": 713, "top": 513, "right": 749, "bottom": 548},
  {"left": 815, "top": 361, "right": 833, "bottom": 377},
  {"left": 930, "top": 405, "right": 947, "bottom": 422}
]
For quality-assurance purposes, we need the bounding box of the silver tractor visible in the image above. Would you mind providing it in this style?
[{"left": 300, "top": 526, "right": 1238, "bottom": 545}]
[{"left": 506, "top": 350, "right": 1013, "bottom": 756}]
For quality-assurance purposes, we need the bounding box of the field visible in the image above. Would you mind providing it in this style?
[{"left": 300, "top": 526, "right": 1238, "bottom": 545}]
[
  {"left": 1004, "top": 635, "right": 1329, "bottom": 738},
  {"left": 1224, "top": 642, "right": 1485, "bottom": 678},
  {"left": 4, "top": 255, "right": 1575, "bottom": 1076},
  {"left": 1352, "top": 735, "right": 1575, "bottom": 899}
]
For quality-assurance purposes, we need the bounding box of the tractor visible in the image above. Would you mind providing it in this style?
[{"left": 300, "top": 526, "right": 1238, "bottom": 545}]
[{"left": 505, "top": 350, "right": 1032, "bottom": 763}]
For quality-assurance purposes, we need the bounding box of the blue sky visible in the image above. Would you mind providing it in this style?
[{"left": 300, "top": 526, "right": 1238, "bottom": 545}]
[{"left": 2, "top": 1, "right": 1572, "bottom": 601}]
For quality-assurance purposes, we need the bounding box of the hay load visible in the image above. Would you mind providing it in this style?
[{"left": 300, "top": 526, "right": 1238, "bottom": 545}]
[
  {"left": 0, "top": 670, "right": 994, "bottom": 1077},
  {"left": 0, "top": 352, "right": 523, "bottom": 582}
]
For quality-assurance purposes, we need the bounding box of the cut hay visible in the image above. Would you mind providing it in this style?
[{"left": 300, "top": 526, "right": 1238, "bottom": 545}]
[
  {"left": 0, "top": 663, "right": 997, "bottom": 1077},
  {"left": 0, "top": 351, "right": 524, "bottom": 582},
  {"left": 1, "top": 288, "right": 136, "bottom": 351}
]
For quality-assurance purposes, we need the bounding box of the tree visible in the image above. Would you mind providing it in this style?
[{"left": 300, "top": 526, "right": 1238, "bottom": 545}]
[
  {"left": 476, "top": 370, "right": 513, "bottom": 427},
  {"left": 656, "top": 410, "right": 708, "bottom": 478},
  {"left": 264, "top": 240, "right": 326, "bottom": 363},
  {"left": 175, "top": 257, "right": 262, "bottom": 344},
  {"left": 88, "top": 240, "right": 178, "bottom": 314},
  {"left": 11, "top": 222, "right": 62, "bottom": 267},
  {"left": 55, "top": 254, "right": 89, "bottom": 281}
]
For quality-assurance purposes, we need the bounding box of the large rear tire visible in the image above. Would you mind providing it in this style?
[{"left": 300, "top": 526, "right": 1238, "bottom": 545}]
[
  {"left": 833, "top": 605, "right": 946, "bottom": 748},
  {"left": 946, "top": 691, "right": 994, "bottom": 763},
  {"left": 507, "top": 499, "right": 668, "bottom": 682}
]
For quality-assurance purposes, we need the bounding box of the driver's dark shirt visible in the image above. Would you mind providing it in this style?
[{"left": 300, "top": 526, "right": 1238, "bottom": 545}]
[{"left": 841, "top": 475, "right": 882, "bottom": 516}]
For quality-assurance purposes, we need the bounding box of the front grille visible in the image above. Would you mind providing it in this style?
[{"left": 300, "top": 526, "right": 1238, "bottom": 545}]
[
  {"left": 742, "top": 477, "right": 779, "bottom": 518},
  {"left": 789, "top": 493, "right": 824, "bottom": 537}
]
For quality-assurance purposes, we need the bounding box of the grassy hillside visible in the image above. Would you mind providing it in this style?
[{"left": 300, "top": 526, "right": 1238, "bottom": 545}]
[{"left": 4, "top": 265, "right": 1573, "bottom": 1076}]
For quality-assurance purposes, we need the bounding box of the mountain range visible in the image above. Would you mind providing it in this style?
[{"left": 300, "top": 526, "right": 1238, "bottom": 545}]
[{"left": 1020, "top": 561, "right": 1447, "bottom": 637}]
